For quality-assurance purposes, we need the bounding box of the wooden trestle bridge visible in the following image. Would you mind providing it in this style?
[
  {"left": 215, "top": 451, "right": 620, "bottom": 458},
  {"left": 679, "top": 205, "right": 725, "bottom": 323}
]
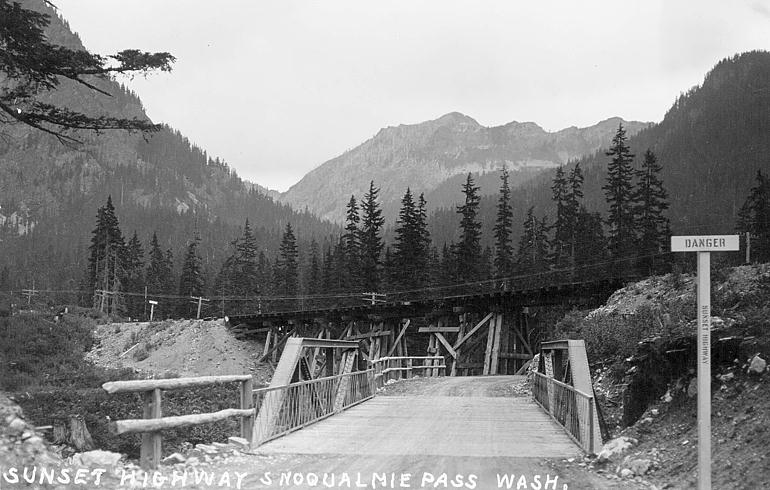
[{"left": 227, "top": 271, "right": 626, "bottom": 378}]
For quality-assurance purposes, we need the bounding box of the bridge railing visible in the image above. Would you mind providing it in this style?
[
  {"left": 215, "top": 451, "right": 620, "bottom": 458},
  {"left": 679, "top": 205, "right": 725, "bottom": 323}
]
[
  {"left": 252, "top": 369, "right": 375, "bottom": 446},
  {"left": 102, "top": 375, "right": 255, "bottom": 469},
  {"left": 532, "top": 371, "right": 595, "bottom": 454},
  {"left": 371, "top": 356, "right": 446, "bottom": 388}
]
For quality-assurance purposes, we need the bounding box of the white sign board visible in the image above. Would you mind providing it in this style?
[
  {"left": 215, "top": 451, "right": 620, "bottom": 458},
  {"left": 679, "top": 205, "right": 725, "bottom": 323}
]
[
  {"left": 670, "top": 235, "right": 739, "bottom": 252},
  {"left": 148, "top": 300, "right": 158, "bottom": 305}
]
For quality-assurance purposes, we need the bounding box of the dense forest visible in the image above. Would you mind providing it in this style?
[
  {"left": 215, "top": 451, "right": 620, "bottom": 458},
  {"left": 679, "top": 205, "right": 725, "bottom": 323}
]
[{"left": 14, "top": 120, "right": 761, "bottom": 320}]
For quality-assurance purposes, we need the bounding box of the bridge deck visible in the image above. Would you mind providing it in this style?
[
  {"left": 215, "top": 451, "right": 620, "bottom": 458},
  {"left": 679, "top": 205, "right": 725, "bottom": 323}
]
[{"left": 257, "top": 376, "right": 579, "bottom": 458}]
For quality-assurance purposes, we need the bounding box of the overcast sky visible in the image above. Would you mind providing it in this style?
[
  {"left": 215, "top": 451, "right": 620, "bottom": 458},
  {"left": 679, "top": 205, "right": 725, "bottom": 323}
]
[{"left": 55, "top": 0, "right": 770, "bottom": 192}]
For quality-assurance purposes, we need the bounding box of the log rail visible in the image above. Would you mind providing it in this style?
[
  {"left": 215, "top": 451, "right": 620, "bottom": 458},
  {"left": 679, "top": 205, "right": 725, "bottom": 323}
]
[{"left": 102, "top": 375, "right": 255, "bottom": 469}]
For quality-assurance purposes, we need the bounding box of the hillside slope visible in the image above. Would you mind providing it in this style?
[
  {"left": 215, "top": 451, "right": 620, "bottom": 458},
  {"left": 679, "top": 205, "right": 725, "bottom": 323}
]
[{"left": 0, "top": 0, "right": 338, "bottom": 291}]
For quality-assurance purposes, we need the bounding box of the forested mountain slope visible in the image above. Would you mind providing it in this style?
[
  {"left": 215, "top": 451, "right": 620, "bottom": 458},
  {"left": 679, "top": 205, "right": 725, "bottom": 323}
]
[
  {"left": 0, "top": 0, "right": 338, "bottom": 291},
  {"left": 429, "top": 51, "right": 770, "bottom": 248}
]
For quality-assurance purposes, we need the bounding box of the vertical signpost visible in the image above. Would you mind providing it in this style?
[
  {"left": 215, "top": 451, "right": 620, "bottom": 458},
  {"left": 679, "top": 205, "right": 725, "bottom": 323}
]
[{"left": 671, "top": 235, "right": 739, "bottom": 490}]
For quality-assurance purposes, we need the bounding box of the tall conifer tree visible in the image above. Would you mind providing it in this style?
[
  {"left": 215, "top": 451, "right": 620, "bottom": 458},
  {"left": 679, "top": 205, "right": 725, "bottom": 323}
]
[
  {"left": 493, "top": 166, "right": 514, "bottom": 277},
  {"left": 602, "top": 124, "right": 637, "bottom": 269},
  {"left": 633, "top": 149, "right": 670, "bottom": 275},
  {"left": 360, "top": 181, "right": 385, "bottom": 291},
  {"left": 277, "top": 223, "right": 299, "bottom": 296},
  {"left": 343, "top": 196, "right": 361, "bottom": 290},
  {"left": 178, "top": 235, "right": 204, "bottom": 316},
  {"left": 455, "top": 173, "right": 483, "bottom": 282}
]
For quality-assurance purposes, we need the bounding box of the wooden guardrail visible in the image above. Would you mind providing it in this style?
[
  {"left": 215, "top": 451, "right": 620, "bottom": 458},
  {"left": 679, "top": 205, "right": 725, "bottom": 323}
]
[
  {"left": 371, "top": 356, "right": 446, "bottom": 387},
  {"left": 531, "top": 371, "right": 596, "bottom": 454},
  {"left": 102, "top": 375, "right": 255, "bottom": 469},
  {"left": 252, "top": 369, "right": 375, "bottom": 446}
]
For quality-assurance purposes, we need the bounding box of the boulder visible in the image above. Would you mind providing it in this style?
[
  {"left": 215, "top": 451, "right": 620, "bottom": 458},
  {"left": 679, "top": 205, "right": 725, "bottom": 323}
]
[
  {"left": 227, "top": 436, "right": 250, "bottom": 450},
  {"left": 597, "top": 436, "right": 636, "bottom": 462},
  {"left": 6, "top": 417, "right": 26, "bottom": 436},
  {"left": 748, "top": 355, "right": 766, "bottom": 375},
  {"left": 687, "top": 378, "right": 697, "bottom": 398},
  {"left": 78, "top": 449, "right": 123, "bottom": 467},
  {"left": 162, "top": 452, "right": 186, "bottom": 464},
  {"left": 627, "top": 458, "right": 651, "bottom": 475}
]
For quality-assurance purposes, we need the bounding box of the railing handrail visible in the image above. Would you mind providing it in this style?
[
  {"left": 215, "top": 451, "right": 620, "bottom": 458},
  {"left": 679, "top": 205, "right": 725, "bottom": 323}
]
[
  {"left": 532, "top": 371, "right": 594, "bottom": 400},
  {"left": 372, "top": 356, "right": 444, "bottom": 362},
  {"left": 103, "top": 374, "right": 254, "bottom": 470},
  {"left": 253, "top": 369, "right": 373, "bottom": 395},
  {"left": 102, "top": 374, "right": 253, "bottom": 394}
]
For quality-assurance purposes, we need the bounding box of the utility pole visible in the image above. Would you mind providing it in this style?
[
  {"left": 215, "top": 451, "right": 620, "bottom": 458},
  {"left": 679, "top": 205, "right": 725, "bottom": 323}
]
[
  {"left": 22, "top": 280, "right": 38, "bottom": 305},
  {"left": 190, "top": 296, "right": 210, "bottom": 319},
  {"left": 361, "top": 291, "right": 386, "bottom": 305}
]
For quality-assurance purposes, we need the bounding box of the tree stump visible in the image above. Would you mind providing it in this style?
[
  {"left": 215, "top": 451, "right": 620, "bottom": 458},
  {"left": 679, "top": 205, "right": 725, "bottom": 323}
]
[{"left": 67, "top": 415, "right": 94, "bottom": 451}]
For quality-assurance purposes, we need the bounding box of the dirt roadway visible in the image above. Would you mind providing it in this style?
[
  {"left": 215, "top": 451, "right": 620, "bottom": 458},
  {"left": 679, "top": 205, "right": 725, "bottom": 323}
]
[
  {"left": 221, "top": 376, "right": 644, "bottom": 490},
  {"left": 64, "top": 377, "right": 645, "bottom": 490}
]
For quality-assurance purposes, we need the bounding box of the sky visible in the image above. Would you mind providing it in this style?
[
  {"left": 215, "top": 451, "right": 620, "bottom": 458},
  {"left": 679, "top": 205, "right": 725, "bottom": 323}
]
[{"left": 54, "top": 0, "right": 770, "bottom": 192}]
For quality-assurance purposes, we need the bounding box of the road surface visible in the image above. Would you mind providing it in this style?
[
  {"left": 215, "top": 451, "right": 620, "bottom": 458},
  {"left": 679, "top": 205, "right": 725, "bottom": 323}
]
[{"left": 213, "top": 376, "right": 640, "bottom": 489}]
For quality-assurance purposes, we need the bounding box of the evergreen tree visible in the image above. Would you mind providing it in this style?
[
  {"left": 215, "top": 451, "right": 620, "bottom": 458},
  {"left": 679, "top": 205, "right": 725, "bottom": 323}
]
[
  {"left": 276, "top": 223, "right": 299, "bottom": 296},
  {"left": 234, "top": 220, "right": 259, "bottom": 296},
  {"left": 550, "top": 166, "right": 570, "bottom": 269},
  {"left": 87, "top": 196, "right": 125, "bottom": 314},
  {"left": 736, "top": 170, "right": 770, "bottom": 262},
  {"left": 342, "top": 196, "right": 361, "bottom": 290},
  {"left": 321, "top": 243, "right": 334, "bottom": 293},
  {"left": 163, "top": 248, "right": 176, "bottom": 316},
  {"left": 602, "top": 124, "right": 637, "bottom": 269},
  {"left": 359, "top": 181, "right": 385, "bottom": 291},
  {"left": 392, "top": 188, "right": 429, "bottom": 289},
  {"left": 493, "top": 166, "right": 514, "bottom": 277},
  {"left": 307, "top": 239, "right": 321, "bottom": 295},
  {"left": 565, "top": 163, "right": 585, "bottom": 272},
  {"left": 515, "top": 207, "right": 550, "bottom": 274},
  {"left": 124, "top": 231, "right": 145, "bottom": 318},
  {"left": 178, "top": 235, "right": 204, "bottom": 317},
  {"left": 257, "top": 251, "right": 272, "bottom": 296},
  {"left": 415, "top": 193, "right": 431, "bottom": 285},
  {"left": 145, "top": 232, "right": 174, "bottom": 318},
  {"left": 574, "top": 207, "right": 609, "bottom": 280},
  {"left": 455, "top": 173, "right": 483, "bottom": 282},
  {"left": 633, "top": 149, "right": 670, "bottom": 275},
  {"left": 440, "top": 243, "right": 455, "bottom": 285}
]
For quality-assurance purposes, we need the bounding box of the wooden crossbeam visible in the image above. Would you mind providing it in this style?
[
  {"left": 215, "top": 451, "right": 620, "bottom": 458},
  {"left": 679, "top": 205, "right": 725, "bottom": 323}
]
[
  {"left": 418, "top": 326, "right": 460, "bottom": 333},
  {"left": 499, "top": 352, "right": 533, "bottom": 360},
  {"left": 348, "top": 330, "right": 392, "bottom": 340},
  {"left": 512, "top": 321, "right": 534, "bottom": 356},
  {"left": 434, "top": 332, "right": 458, "bottom": 359},
  {"left": 454, "top": 312, "right": 494, "bottom": 350},
  {"left": 387, "top": 319, "right": 411, "bottom": 357},
  {"left": 257, "top": 329, "right": 295, "bottom": 363},
  {"left": 490, "top": 314, "right": 503, "bottom": 374}
]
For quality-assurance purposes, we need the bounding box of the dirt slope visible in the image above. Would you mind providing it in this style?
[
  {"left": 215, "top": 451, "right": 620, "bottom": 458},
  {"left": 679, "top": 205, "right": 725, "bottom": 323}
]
[{"left": 85, "top": 319, "right": 271, "bottom": 379}]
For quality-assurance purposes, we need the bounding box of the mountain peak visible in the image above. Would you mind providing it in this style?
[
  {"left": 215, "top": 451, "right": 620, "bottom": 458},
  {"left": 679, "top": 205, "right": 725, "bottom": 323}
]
[{"left": 433, "top": 112, "right": 480, "bottom": 127}]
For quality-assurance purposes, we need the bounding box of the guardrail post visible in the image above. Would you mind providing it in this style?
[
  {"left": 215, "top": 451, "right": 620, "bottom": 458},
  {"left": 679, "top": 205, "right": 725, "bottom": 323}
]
[
  {"left": 588, "top": 396, "right": 595, "bottom": 454},
  {"left": 240, "top": 378, "right": 254, "bottom": 442},
  {"left": 141, "top": 388, "right": 162, "bottom": 469},
  {"left": 406, "top": 358, "right": 413, "bottom": 378}
]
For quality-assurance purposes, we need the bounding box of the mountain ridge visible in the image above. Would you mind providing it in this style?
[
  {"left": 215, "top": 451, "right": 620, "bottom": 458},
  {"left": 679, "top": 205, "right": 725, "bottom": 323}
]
[{"left": 279, "top": 113, "right": 650, "bottom": 222}]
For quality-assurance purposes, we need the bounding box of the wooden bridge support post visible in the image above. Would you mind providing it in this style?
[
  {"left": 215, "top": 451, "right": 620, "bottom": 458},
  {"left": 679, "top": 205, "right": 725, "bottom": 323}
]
[
  {"left": 239, "top": 378, "right": 254, "bottom": 442},
  {"left": 483, "top": 313, "right": 503, "bottom": 375},
  {"left": 140, "top": 388, "right": 162, "bottom": 469}
]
